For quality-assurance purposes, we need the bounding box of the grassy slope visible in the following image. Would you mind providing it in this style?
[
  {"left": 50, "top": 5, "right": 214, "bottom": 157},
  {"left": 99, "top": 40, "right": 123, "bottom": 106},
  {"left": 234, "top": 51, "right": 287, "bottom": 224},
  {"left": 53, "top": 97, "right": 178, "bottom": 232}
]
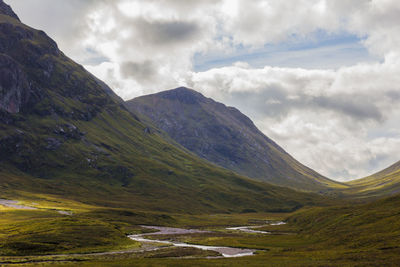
[
  {"left": 288, "top": 195, "right": 400, "bottom": 248},
  {"left": 1, "top": 109, "right": 324, "bottom": 214},
  {"left": 343, "top": 161, "right": 400, "bottom": 199}
]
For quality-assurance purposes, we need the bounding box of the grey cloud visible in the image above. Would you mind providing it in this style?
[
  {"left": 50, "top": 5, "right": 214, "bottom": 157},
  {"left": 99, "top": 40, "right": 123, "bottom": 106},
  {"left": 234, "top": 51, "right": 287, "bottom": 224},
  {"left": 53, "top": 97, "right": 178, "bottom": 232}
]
[
  {"left": 144, "top": 0, "right": 222, "bottom": 13},
  {"left": 313, "top": 95, "right": 383, "bottom": 122},
  {"left": 135, "top": 19, "right": 201, "bottom": 45},
  {"left": 7, "top": 0, "right": 108, "bottom": 64},
  {"left": 227, "top": 88, "right": 383, "bottom": 123},
  {"left": 105, "top": 68, "right": 122, "bottom": 92},
  {"left": 120, "top": 60, "right": 157, "bottom": 82},
  {"left": 386, "top": 90, "right": 400, "bottom": 100},
  {"left": 227, "top": 87, "right": 289, "bottom": 120}
]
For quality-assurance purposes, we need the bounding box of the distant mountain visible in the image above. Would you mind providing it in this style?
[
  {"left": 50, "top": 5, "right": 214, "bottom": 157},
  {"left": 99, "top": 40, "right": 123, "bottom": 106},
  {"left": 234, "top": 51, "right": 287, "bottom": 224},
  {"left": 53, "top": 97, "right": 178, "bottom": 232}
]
[
  {"left": 0, "top": 0, "right": 321, "bottom": 213},
  {"left": 127, "top": 87, "right": 344, "bottom": 192},
  {"left": 346, "top": 161, "right": 400, "bottom": 198}
]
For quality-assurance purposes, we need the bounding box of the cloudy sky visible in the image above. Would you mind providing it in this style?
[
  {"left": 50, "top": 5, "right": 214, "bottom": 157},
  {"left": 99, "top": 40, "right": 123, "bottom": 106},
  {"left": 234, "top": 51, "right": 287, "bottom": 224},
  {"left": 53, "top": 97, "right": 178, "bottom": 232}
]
[{"left": 8, "top": 0, "right": 400, "bottom": 181}]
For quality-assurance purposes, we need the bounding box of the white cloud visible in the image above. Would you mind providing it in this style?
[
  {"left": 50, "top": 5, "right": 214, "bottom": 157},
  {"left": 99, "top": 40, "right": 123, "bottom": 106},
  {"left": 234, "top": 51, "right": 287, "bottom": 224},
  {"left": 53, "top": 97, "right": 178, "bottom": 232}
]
[
  {"left": 7, "top": 0, "right": 400, "bottom": 180},
  {"left": 187, "top": 55, "right": 400, "bottom": 180}
]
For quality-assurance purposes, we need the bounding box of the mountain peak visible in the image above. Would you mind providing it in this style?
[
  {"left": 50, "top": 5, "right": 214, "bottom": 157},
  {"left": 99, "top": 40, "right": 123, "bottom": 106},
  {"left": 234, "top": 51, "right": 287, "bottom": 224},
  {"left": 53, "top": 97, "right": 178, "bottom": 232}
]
[
  {"left": 171, "top": 86, "right": 195, "bottom": 92},
  {"left": 0, "top": 0, "right": 20, "bottom": 21},
  {"left": 158, "top": 87, "right": 205, "bottom": 104}
]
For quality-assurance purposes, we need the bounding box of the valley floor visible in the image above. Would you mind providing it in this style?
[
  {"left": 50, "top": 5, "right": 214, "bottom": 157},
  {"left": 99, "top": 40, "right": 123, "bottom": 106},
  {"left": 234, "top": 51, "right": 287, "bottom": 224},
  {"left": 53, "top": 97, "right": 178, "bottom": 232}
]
[{"left": 1, "top": 194, "right": 400, "bottom": 266}]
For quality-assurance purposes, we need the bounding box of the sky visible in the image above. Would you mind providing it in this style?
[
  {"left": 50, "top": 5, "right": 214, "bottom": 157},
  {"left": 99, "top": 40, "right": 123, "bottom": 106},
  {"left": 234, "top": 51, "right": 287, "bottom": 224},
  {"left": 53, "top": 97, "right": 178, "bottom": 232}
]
[{"left": 7, "top": 0, "right": 400, "bottom": 181}]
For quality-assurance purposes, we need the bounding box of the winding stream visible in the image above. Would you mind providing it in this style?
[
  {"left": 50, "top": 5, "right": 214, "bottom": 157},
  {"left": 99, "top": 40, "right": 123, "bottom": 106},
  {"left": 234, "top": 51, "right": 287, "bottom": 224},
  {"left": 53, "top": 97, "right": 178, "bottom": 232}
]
[
  {"left": 226, "top": 225, "right": 270, "bottom": 234},
  {"left": 0, "top": 199, "right": 37, "bottom": 210},
  {"left": 226, "top": 221, "right": 286, "bottom": 234},
  {"left": 128, "top": 226, "right": 255, "bottom": 257},
  {"left": 0, "top": 198, "right": 72, "bottom": 215},
  {"left": 128, "top": 223, "right": 286, "bottom": 257}
]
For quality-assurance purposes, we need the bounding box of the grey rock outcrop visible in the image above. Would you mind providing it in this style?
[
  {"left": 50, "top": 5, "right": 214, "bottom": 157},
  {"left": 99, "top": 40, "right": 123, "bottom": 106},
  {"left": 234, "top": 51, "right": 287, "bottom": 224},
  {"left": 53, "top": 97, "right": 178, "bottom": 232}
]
[{"left": 0, "top": 54, "right": 31, "bottom": 113}]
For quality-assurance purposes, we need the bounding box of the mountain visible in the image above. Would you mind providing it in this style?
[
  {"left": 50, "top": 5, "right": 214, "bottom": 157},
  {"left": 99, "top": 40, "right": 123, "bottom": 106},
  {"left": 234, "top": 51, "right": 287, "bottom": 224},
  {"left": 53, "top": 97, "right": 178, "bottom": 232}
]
[
  {"left": 345, "top": 161, "right": 400, "bottom": 198},
  {"left": 126, "top": 87, "right": 344, "bottom": 192},
  {"left": 0, "top": 0, "right": 323, "bottom": 214}
]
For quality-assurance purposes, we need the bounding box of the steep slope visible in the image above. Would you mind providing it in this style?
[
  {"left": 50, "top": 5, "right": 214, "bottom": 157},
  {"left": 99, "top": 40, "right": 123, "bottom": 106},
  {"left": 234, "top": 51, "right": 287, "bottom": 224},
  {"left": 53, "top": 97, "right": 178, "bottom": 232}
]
[
  {"left": 126, "top": 87, "right": 344, "bottom": 192},
  {"left": 345, "top": 161, "right": 400, "bottom": 198},
  {"left": 0, "top": 0, "right": 322, "bottom": 214}
]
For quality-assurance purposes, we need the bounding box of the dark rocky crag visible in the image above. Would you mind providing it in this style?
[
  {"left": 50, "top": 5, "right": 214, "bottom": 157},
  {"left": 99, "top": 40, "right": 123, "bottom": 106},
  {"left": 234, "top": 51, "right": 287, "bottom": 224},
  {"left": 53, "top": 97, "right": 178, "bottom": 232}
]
[
  {"left": 0, "top": 0, "right": 19, "bottom": 21},
  {"left": 0, "top": 53, "right": 33, "bottom": 113}
]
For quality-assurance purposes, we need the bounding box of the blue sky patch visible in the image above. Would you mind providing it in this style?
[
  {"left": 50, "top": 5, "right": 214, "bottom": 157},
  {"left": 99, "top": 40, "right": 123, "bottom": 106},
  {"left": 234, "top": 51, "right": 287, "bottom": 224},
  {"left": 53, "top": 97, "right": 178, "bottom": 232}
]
[{"left": 194, "top": 31, "right": 379, "bottom": 71}]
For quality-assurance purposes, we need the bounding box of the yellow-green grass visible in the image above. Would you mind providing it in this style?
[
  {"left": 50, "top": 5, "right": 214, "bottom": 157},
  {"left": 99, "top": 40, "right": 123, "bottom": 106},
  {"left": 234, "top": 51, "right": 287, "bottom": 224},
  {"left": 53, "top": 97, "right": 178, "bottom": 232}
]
[
  {"left": 1, "top": 193, "right": 400, "bottom": 266},
  {"left": 0, "top": 190, "right": 305, "bottom": 259},
  {"left": 0, "top": 203, "right": 137, "bottom": 256},
  {"left": 343, "top": 161, "right": 400, "bottom": 199},
  {"left": 2, "top": 209, "right": 399, "bottom": 266},
  {"left": 0, "top": 191, "right": 291, "bottom": 256}
]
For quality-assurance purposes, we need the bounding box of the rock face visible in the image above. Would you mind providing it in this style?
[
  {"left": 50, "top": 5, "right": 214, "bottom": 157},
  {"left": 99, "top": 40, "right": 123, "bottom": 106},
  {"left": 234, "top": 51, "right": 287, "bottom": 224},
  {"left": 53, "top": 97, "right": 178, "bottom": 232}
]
[
  {"left": 0, "top": 1, "right": 129, "bottom": 174},
  {"left": 0, "top": 54, "right": 31, "bottom": 113},
  {"left": 0, "top": 0, "right": 20, "bottom": 21},
  {"left": 127, "top": 87, "right": 343, "bottom": 191},
  {"left": 0, "top": 1, "right": 35, "bottom": 113}
]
